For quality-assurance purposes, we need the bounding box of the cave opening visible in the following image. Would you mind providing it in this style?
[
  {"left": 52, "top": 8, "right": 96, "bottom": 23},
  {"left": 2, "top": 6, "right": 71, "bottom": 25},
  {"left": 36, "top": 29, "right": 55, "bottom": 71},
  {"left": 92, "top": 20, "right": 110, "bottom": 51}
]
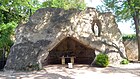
[{"left": 43, "top": 37, "right": 95, "bottom": 65}]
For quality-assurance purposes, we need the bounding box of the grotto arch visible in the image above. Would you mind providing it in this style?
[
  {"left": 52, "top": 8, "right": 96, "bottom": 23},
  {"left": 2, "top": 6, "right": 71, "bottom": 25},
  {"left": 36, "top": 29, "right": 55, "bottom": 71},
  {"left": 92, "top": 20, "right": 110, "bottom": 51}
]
[
  {"left": 91, "top": 19, "right": 102, "bottom": 37},
  {"left": 42, "top": 37, "right": 96, "bottom": 66}
]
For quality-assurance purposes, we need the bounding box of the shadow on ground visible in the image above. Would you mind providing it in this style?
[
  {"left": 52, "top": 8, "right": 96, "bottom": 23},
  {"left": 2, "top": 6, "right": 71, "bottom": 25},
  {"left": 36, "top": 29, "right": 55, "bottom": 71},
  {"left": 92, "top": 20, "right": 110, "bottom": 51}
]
[
  {"left": 0, "top": 63, "right": 140, "bottom": 79},
  {"left": 0, "top": 70, "right": 73, "bottom": 79},
  {"left": 101, "top": 66, "right": 140, "bottom": 77},
  {"left": 34, "top": 72, "right": 73, "bottom": 79}
]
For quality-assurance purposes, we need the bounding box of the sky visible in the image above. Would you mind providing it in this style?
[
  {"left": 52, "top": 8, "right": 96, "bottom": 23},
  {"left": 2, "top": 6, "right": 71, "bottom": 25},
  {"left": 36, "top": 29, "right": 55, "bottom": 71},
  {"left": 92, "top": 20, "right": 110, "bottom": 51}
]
[{"left": 39, "top": 0, "right": 135, "bottom": 34}]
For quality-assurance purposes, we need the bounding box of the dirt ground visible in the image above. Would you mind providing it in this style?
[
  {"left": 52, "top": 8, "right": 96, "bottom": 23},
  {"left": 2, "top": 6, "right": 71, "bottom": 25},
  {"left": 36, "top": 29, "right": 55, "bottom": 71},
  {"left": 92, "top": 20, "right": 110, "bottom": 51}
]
[{"left": 0, "top": 63, "right": 140, "bottom": 79}]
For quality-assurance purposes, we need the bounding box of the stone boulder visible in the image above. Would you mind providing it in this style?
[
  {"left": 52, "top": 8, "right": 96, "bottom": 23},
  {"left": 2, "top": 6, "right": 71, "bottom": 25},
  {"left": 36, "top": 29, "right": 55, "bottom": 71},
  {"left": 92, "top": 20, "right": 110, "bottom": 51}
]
[{"left": 5, "top": 7, "right": 126, "bottom": 71}]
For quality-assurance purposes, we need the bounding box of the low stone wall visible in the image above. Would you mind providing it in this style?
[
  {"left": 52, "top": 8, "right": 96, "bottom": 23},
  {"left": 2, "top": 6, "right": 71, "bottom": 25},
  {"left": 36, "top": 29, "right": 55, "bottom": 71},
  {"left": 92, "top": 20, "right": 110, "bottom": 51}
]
[{"left": 123, "top": 40, "right": 138, "bottom": 61}]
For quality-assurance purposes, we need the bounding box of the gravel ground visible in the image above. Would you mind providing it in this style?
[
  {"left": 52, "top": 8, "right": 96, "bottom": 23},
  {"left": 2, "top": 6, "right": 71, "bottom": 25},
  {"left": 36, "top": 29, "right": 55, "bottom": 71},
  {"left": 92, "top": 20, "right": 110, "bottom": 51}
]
[{"left": 0, "top": 63, "right": 140, "bottom": 79}]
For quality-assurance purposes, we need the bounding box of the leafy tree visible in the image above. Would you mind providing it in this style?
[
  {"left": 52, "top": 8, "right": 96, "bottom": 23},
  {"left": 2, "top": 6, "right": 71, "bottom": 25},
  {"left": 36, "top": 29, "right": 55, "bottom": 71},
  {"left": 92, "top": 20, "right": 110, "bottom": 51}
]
[
  {"left": 0, "top": 0, "right": 41, "bottom": 59},
  {"left": 42, "top": 0, "right": 86, "bottom": 10},
  {"left": 0, "top": 0, "right": 41, "bottom": 22},
  {"left": 98, "top": 0, "right": 140, "bottom": 61},
  {"left": 0, "top": 22, "right": 17, "bottom": 59}
]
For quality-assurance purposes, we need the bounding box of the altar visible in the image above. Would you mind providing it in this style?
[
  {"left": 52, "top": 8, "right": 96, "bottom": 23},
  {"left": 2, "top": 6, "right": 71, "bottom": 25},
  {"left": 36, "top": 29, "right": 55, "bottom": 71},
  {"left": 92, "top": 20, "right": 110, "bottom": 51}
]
[{"left": 60, "top": 56, "right": 76, "bottom": 65}]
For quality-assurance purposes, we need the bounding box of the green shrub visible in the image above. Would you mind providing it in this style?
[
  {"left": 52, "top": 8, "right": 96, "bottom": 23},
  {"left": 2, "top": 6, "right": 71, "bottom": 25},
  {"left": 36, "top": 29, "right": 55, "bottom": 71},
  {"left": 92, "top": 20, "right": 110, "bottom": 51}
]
[
  {"left": 122, "top": 34, "right": 136, "bottom": 41},
  {"left": 120, "top": 59, "right": 129, "bottom": 65},
  {"left": 95, "top": 53, "right": 109, "bottom": 67}
]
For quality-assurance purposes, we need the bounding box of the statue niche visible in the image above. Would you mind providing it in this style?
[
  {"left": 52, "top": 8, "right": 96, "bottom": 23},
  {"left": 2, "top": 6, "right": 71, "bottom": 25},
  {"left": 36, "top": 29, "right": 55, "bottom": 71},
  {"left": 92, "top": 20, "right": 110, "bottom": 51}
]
[{"left": 91, "top": 20, "right": 102, "bottom": 37}]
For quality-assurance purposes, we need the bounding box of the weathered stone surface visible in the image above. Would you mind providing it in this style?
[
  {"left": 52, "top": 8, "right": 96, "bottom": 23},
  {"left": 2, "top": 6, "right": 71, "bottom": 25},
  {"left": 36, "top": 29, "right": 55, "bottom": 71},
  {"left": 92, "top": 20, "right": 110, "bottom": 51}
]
[
  {"left": 124, "top": 40, "right": 138, "bottom": 61},
  {"left": 5, "top": 7, "right": 126, "bottom": 70}
]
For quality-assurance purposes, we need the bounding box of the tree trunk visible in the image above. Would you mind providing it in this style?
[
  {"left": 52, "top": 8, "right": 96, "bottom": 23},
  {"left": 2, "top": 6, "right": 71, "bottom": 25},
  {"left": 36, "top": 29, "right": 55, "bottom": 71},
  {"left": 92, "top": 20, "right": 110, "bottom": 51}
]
[
  {"left": 127, "top": 0, "right": 140, "bottom": 61},
  {"left": 133, "top": 15, "right": 140, "bottom": 61},
  {"left": 134, "top": 20, "right": 140, "bottom": 61}
]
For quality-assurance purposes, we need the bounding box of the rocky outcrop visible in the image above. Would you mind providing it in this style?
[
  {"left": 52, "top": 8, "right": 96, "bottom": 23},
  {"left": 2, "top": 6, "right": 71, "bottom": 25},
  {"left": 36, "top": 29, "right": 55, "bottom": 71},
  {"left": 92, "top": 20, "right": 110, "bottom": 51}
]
[
  {"left": 124, "top": 40, "right": 138, "bottom": 61},
  {"left": 5, "top": 7, "right": 126, "bottom": 70}
]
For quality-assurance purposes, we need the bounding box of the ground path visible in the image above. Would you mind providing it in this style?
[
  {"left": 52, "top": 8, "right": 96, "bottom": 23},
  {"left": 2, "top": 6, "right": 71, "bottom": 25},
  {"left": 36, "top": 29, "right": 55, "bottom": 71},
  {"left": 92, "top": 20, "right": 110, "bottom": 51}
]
[{"left": 0, "top": 63, "right": 140, "bottom": 79}]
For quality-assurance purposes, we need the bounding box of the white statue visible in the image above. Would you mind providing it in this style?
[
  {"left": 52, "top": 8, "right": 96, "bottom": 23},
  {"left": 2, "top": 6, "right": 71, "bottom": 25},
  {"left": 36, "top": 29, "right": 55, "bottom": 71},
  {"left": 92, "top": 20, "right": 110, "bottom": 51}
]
[{"left": 94, "top": 23, "right": 99, "bottom": 36}]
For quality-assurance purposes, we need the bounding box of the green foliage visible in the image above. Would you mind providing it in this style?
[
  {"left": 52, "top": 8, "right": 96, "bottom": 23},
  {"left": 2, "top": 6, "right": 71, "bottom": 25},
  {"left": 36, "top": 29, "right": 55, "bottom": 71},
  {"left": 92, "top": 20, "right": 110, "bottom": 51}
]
[
  {"left": 120, "top": 59, "right": 129, "bottom": 65},
  {"left": 0, "top": 0, "right": 41, "bottom": 22},
  {"left": 0, "top": 22, "right": 17, "bottom": 58},
  {"left": 0, "top": 21, "right": 17, "bottom": 48},
  {"left": 95, "top": 53, "right": 109, "bottom": 67},
  {"left": 0, "top": 9, "right": 21, "bottom": 24},
  {"left": 42, "top": 0, "right": 86, "bottom": 10},
  {"left": 0, "top": 0, "right": 41, "bottom": 59},
  {"left": 98, "top": 0, "right": 140, "bottom": 22},
  {"left": 122, "top": 34, "right": 136, "bottom": 41}
]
